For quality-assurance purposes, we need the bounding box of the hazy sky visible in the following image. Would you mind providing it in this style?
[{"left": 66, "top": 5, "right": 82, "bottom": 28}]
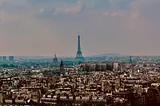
[{"left": 0, "top": 0, "right": 160, "bottom": 56}]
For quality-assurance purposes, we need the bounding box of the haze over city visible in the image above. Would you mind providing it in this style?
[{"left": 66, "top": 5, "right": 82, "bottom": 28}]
[{"left": 0, "top": 0, "right": 160, "bottom": 56}]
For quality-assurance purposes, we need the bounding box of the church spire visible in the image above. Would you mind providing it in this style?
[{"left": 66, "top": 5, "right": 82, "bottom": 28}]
[{"left": 60, "top": 60, "right": 64, "bottom": 72}]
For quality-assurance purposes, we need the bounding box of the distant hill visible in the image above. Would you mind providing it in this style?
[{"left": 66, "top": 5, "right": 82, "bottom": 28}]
[
  {"left": 12, "top": 53, "right": 121, "bottom": 61},
  {"left": 88, "top": 53, "right": 121, "bottom": 57}
]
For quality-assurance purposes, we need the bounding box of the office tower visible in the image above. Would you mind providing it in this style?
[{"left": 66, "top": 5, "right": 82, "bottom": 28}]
[
  {"left": 53, "top": 54, "right": 58, "bottom": 63},
  {"left": 75, "top": 33, "right": 85, "bottom": 62},
  {"left": 2, "top": 56, "right": 7, "bottom": 62},
  {"left": 53, "top": 54, "right": 58, "bottom": 67},
  {"left": 0, "top": 56, "right": 2, "bottom": 62},
  {"left": 113, "top": 62, "right": 119, "bottom": 71},
  {"left": 9, "top": 56, "right": 14, "bottom": 62}
]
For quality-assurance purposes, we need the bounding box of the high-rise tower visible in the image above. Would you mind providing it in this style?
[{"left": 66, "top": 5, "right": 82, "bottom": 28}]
[
  {"left": 9, "top": 56, "right": 14, "bottom": 62},
  {"left": 53, "top": 54, "right": 58, "bottom": 67},
  {"left": 75, "top": 33, "right": 84, "bottom": 61},
  {"left": 2, "top": 56, "right": 7, "bottom": 62},
  {"left": 53, "top": 54, "right": 58, "bottom": 63}
]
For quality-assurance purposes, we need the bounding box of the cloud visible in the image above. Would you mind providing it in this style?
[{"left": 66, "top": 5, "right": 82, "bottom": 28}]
[
  {"left": 0, "top": 0, "right": 68, "bottom": 56},
  {"left": 54, "top": 1, "right": 85, "bottom": 15},
  {"left": 37, "top": 0, "right": 85, "bottom": 17},
  {"left": 131, "top": 0, "right": 160, "bottom": 20},
  {"left": 118, "top": 0, "right": 160, "bottom": 55},
  {"left": 0, "top": 0, "right": 159, "bottom": 56}
]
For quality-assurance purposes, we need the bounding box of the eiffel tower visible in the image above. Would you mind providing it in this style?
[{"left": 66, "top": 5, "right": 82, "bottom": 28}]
[{"left": 75, "top": 33, "right": 84, "bottom": 61}]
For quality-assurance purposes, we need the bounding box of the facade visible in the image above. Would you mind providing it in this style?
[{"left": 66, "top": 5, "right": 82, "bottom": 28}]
[
  {"left": 112, "top": 62, "right": 120, "bottom": 71},
  {"left": 2, "top": 56, "right": 7, "bottom": 62},
  {"left": 53, "top": 55, "right": 58, "bottom": 63},
  {"left": 53, "top": 54, "right": 58, "bottom": 67},
  {"left": 0, "top": 56, "right": 2, "bottom": 62},
  {"left": 9, "top": 56, "right": 14, "bottom": 62},
  {"left": 80, "top": 62, "right": 113, "bottom": 71}
]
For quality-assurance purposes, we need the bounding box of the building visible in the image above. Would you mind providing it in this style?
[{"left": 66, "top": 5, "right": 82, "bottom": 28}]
[
  {"left": 9, "top": 56, "right": 14, "bottom": 62},
  {"left": 112, "top": 62, "right": 120, "bottom": 71},
  {"left": 79, "top": 62, "right": 113, "bottom": 71},
  {"left": 2, "top": 56, "right": 7, "bottom": 62},
  {"left": 53, "top": 54, "right": 58, "bottom": 63},
  {"left": 0, "top": 56, "right": 2, "bottom": 62},
  {"left": 53, "top": 54, "right": 58, "bottom": 67}
]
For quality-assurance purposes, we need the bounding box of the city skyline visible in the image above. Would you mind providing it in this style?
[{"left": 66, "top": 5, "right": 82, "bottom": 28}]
[{"left": 0, "top": 0, "right": 160, "bottom": 56}]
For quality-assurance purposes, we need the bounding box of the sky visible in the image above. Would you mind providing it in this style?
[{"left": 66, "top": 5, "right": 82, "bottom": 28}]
[{"left": 0, "top": 0, "right": 160, "bottom": 56}]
